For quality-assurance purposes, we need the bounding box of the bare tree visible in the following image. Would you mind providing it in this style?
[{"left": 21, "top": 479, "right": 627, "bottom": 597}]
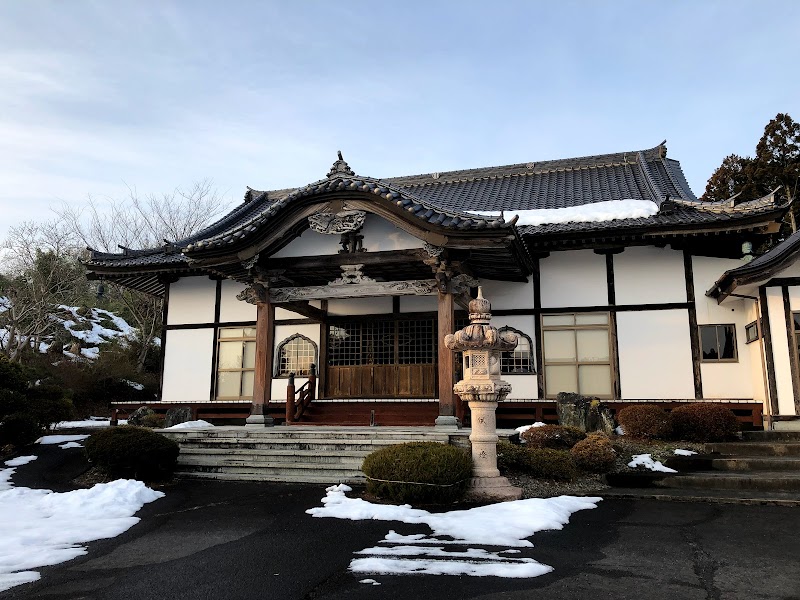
[
  {"left": 0, "top": 219, "right": 87, "bottom": 362},
  {"left": 54, "top": 180, "right": 231, "bottom": 372}
]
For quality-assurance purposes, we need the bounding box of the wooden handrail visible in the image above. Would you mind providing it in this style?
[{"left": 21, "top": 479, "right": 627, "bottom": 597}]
[{"left": 285, "top": 363, "right": 316, "bottom": 423}]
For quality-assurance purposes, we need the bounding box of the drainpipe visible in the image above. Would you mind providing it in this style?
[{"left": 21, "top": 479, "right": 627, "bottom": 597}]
[{"left": 729, "top": 293, "right": 772, "bottom": 430}]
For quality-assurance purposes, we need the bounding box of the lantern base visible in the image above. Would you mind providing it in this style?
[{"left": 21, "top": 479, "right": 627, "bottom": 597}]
[
  {"left": 465, "top": 475, "right": 523, "bottom": 502},
  {"left": 434, "top": 415, "right": 461, "bottom": 430}
]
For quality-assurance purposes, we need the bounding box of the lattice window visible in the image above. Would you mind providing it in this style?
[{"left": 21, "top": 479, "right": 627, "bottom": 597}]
[
  {"left": 216, "top": 326, "right": 257, "bottom": 400},
  {"left": 276, "top": 333, "right": 317, "bottom": 376},
  {"left": 328, "top": 318, "right": 437, "bottom": 366},
  {"left": 398, "top": 318, "right": 437, "bottom": 364},
  {"left": 499, "top": 327, "right": 534, "bottom": 374}
]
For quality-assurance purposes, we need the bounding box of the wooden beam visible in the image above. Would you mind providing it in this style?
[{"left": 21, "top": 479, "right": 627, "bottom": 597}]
[
  {"left": 266, "top": 249, "right": 428, "bottom": 271},
  {"left": 274, "top": 300, "right": 327, "bottom": 322},
  {"left": 437, "top": 290, "right": 455, "bottom": 419},
  {"left": 760, "top": 286, "right": 780, "bottom": 416},
  {"left": 684, "top": 250, "right": 703, "bottom": 399},
  {"left": 782, "top": 286, "right": 800, "bottom": 413}
]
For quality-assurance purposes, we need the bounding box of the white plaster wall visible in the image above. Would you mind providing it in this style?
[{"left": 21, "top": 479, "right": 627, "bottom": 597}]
[
  {"left": 745, "top": 300, "right": 768, "bottom": 403},
  {"left": 218, "top": 280, "right": 257, "bottom": 323},
  {"left": 693, "top": 256, "right": 747, "bottom": 324},
  {"left": 270, "top": 322, "right": 321, "bottom": 401},
  {"left": 161, "top": 328, "right": 214, "bottom": 402},
  {"left": 617, "top": 310, "right": 695, "bottom": 399},
  {"left": 328, "top": 297, "right": 393, "bottom": 315},
  {"left": 540, "top": 250, "right": 607, "bottom": 308},
  {"left": 272, "top": 227, "right": 342, "bottom": 258},
  {"left": 790, "top": 286, "right": 800, "bottom": 311},
  {"left": 614, "top": 247, "right": 686, "bottom": 305},
  {"left": 766, "top": 287, "right": 796, "bottom": 415},
  {"left": 275, "top": 307, "right": 309, "bottom": 320},
  {"left": 400, "top": 296, "right": 437, "bottom": 313},
  {"left": 479, "top": 279, "right": 534, "bottom": 311},
  {"left": 360, "top": 215, "right": 424, "bottom": 252},
  {"left": 166, "top": 277, "right": 216, "bottom": 325}
]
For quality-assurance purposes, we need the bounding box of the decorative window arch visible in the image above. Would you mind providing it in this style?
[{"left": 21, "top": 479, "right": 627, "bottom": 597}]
[
  {"left": 498, "top": 327, "right": 534, "bottom": 374},
  {"left": 276, "top": 333, "right": 318, "bottom": 377}
]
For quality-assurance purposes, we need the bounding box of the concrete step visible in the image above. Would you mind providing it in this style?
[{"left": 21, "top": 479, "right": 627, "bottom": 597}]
[
  {"left": 179, "top": 464, "right": 362, "bottom": 479},
  {"left": 654, "top": 471, "right": 800, "bottom": 492},
  {"left": 178, "top": 447, "right": 369, "bottom": 461},
  {"left": 161, "top": 429, "right": 451, "bottom": 442},
  {"left": 742, "top": 430, "right": 800, "bottom": 442},
  {"left": 708, "top": 456, "right": 800, "bottom": 472},
  {"left": 172, "top": 439, "right": 431, "bottom": 452},
  {"left": 596, "top": 487, "right": 800, "bottom": 506},
  {"left": 174, "top": 471, "right": 364, "bottom": 484},
  {"left": 706, "top": 442, "right": 800, "bottom": 456}
]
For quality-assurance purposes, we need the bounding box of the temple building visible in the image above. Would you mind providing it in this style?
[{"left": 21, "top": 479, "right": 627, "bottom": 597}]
[{"left": 83, "top": 143, "right": 800, "bottom": 429}]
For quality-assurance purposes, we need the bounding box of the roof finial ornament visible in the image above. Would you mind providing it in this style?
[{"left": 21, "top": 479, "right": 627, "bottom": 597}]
[{"left": 327, "top": 150, "right": 355, "bottom": 179}]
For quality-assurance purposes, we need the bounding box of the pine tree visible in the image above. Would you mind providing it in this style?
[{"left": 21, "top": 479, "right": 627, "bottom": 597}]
[{"left": 701, "top": 154, "right": 756, "bottom": 202}]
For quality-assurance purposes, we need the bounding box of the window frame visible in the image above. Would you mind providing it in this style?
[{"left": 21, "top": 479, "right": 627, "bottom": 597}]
[
  {"left": 699, "top": 323, "right": 739, "bottom": 363},
  {"left": 541, "top": 312, "right": 614, "bottom": 399},
  {"left": 744, "top": 320, "right": 760, "bottom": 344},
  {"left": 497, "top": 326, "right": 535, "bottom": 375},
  {"left": 215, "top": 326, "right": 257, "bottom": 401},
  {"left": 275, "top": 333, "right": 318, "bottom": 378}
]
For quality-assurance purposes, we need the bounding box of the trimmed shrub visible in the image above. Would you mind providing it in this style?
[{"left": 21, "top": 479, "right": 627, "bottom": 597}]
[
  {"left": 617, "top": 404, "right": 672, "bottom": 439},
  {"left": 0, "top": 413, "right": 43, "bottom": 447},
  {"left": 85, "top": 425, "right": 180, "bottom": 481},
  {"left": 0, "top": 357, "right": 28, "bottom": 393},
  {"left": 521, "top": 425, "right": 586, "bottom": 450},
  {"left": 497, "top": 441, "right": 578, "bottom": 481},
  {"left": 0, "top": 389, "right": 27, "bottom": 421},
  {"left": 140, "top": 413, "right": 166, "bottom": 429},
  {"left": 361, "top": 442, "right": 472, "bottom": 504},
  {"left": 571, "top": 433, "right": 617, "bottom": 473},
  {"left": 25, "top": 385, "right": 75, "bottom": 429},
  {"left": 669, "top": 403, "right": 739, "bottom": 442}
]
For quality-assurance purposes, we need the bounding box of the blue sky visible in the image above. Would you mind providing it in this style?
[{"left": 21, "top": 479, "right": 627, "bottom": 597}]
[{"left": 1, "top": 1, "right": 798, "bottom": 240}]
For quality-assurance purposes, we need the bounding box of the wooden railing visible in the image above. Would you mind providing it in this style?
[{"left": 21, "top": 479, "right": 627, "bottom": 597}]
[{"left": 286, "top": 363, "right": 317, "bottom": 424}]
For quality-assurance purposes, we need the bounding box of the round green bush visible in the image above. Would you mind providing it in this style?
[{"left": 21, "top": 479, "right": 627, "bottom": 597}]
[
  {"left": 85, "top": 425, "right": 180, "bottom": 481},
  {"left": 0, "top": 357, "right": 28, "bottom": 393},
  {"left": 497, "top": 441, "right": 578, "bottom": 481},
  {"left": 617, "top": 404, "right": 672, "bottom": 439},
  {"left": 0, "top": 413, "right": 43, "bottom": 447},
  {"left": 521, "top": 425, "right": 586, "bottom": 450},
  {"left": 571, "top": 433, "right": 617, "bottom": 473},
  {"left": 140, "top": 413, "right": 166, "bottom": 429},
  {"left": 669, "top": 403, "right": 739, "bottom": 442},
  {"left": 361, "top": 442, "right": 472, "bottom": 505},
  {"left": 25, "top": 385, "right": 75, "bottom": 429}
]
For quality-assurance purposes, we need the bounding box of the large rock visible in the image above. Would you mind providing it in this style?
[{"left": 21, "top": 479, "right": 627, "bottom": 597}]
[
  {"left": 164, "top": 406, "right": 194, "bottom": 428},
  {"left": 556, "top": 392, "right": 615, "bottom": 435},
  {"left": 127, "top": 405, "right": 155, "bottom": 426}
]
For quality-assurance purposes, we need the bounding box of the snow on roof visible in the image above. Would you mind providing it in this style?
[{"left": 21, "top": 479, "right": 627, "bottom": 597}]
[{"left": 470, "top": 199, "right": 659, "bottom": 227}]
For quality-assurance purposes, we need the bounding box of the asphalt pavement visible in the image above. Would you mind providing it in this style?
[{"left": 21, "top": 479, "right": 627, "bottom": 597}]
[{"left": 2, "top": 442, "right": 800, "bottom": 600}]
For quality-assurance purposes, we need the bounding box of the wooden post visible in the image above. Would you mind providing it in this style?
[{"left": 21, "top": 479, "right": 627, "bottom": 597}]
[
  {"left": 436, "top": 289, "right": 457, "bottom": 427},
  {"left": 247, "top": 301, "right": 275, "bottom": 426},
  {"left": 286, "top": 373, "right": 296, "bottom": 424}
]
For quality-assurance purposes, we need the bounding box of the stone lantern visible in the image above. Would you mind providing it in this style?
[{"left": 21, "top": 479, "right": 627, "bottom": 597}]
[{"left": 445, "top": 287, "right": 522, "bottom": 501}]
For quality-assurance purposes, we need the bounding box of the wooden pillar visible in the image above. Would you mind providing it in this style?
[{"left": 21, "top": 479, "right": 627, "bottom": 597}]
[
  {"left": 437, "top": 289, "right": 457, "bottom": 427},
  {"left": 247, "top": 301, "right": 275, "bottom": 426}
]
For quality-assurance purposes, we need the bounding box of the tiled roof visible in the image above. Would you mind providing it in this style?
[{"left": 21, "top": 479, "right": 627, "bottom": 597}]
[{"left": 84, "top": 143, "right": 786, "bottom": 271}]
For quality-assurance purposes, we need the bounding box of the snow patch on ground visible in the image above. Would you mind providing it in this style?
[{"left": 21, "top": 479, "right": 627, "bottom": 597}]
[
  {"left": 359, "top": 578, "right": 381, "bottom": 585},
  {"left": 53, "top": 419, "right": 127, "bottom": 429},
  {"left": 124, "top": 379, "right": 144, "bottom": 391},
  {"left": 615, "top": 426, "right": 625, "bottom": 435},
  {"left": 164, "top": 420, "right": 214, "bottom": 430},
  {"left": 628, "top": 454, "right": 677, "bottom": 473},
  {"left": 4, "top": 456, "right": 38, "bottom": 467},
  {"left": 673, "top": 449, "right": 697, "bottom": 456},
  {"left": 59, "top": 442, "right": 83, "bottom": 449},
  {"left": 37, "top": 435, "right": 90, "bottom": 445},
  {"left": 470, "top": 199, "right": 659, "bottom": 227},
  {"left": 0, "top": 474, "right": 164, "bottom": 592},
  {"left": 308, "top": 484, "right": 601, "bottom": 578}
]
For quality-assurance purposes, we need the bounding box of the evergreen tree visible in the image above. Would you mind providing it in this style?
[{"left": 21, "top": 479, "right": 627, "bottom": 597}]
[{"left": 701, "top": 154, "right": 756, "bottom": 203}]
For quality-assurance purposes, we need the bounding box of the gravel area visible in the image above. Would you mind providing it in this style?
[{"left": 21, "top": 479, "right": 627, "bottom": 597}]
[{"left": 508, "top": 472, "right": 609, "bottom": 498}]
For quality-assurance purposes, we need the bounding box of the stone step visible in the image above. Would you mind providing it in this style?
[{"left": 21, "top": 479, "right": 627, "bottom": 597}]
[
  {"left": 654, "top": 471, "right": 800, "bottom": 492},
  {"left": 174, "top": 471, "right": 364, "bottom": 484},
  {"left": 178, "top": 447, "right": 370, "bottom": 461},
  {"left": 177, "top": 455, "right": 363, "bottom": 470},
  {"left": 161, "top": 429, "right": 451, "bottom": 442},
  {"left": 178, "top": 463, "right": 363, "bottom": 479},
  {"left": 708, "top": 456, "right": 800, "bottom": 472},
  {"left": 706, "top": 442, "right": 800, "bottom": 456},
  {"left": 173, "top": 439, "right": 430, "bottom": 452},
  {"left": 742, "top": 430, "right": 800, "bottom": 442}
]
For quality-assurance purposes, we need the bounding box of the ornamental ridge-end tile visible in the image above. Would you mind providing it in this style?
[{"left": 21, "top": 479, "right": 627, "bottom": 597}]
[{"left": 326, "top": 150, "right": 355, "bottom": 179}]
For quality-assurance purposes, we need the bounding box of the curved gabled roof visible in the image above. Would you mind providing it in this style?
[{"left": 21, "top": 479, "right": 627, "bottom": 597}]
[{"left": 708, "top": 225, "right": 800, "bottom": 302}]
